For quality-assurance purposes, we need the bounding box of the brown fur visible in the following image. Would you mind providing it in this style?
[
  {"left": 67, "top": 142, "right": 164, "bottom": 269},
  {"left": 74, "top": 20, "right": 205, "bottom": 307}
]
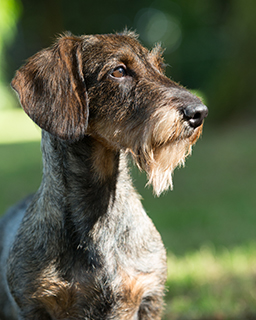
[
  {"left": 0, "top": 31, "right": 207, "bottom": 319},
  {"left": 33, "top": 267, "right": 163, "bottom": 319},
  {"left": 91, "top": 140, "right": 117, "bottom": 181}
]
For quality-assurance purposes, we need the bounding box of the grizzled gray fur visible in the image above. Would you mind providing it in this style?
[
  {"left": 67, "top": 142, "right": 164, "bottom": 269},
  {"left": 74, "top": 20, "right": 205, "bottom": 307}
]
[{"left": 0, "top": 31, "right": 207, "bottom": 319}]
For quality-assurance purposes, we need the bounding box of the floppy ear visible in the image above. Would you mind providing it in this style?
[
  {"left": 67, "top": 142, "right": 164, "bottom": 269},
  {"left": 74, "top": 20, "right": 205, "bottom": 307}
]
[{"left": 11, "top": 35, "right": 88, "bottom": 141}]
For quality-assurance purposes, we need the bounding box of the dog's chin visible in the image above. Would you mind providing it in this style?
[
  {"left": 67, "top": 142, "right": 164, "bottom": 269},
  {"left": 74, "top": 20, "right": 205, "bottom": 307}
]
[{"left": 132, "top": 125, "right": 203, "bottom": 196}]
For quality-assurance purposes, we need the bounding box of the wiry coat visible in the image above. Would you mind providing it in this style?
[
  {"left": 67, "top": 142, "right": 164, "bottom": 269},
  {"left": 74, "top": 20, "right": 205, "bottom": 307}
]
[{"left": 0, "top": 31, "right": 207, "bottom": 319}]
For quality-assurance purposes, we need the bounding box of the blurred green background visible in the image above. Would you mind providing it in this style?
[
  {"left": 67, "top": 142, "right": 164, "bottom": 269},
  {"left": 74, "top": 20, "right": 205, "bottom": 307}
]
[{"left": 0, "top": 0, "right": 256, "bottom": 319}]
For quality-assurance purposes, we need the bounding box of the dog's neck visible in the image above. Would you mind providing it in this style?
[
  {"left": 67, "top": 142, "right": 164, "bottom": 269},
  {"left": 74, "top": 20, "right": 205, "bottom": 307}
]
[
  {"left": 38, "top": 131, "right": 133, "bottom": 233},
  {"left": 35, "top": 131, "right": 148, "bottom": 270}
]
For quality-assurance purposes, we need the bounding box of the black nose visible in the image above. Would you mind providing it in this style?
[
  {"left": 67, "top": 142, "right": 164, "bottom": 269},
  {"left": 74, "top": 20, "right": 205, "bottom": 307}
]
[{"left": 183, "top": 104, "right": 208, "bottom": 128}]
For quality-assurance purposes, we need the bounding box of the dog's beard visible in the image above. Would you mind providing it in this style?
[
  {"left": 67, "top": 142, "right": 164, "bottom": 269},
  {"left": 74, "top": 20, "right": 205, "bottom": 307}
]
[
  {"left": 132, "top": 139, "right": 192, "bottom": 196},
  {"left": 146, "top": 139, "right": 192, "bottom": 196},
  {"left": 131, "top": 109, "right": 203, "bottom": 196}
]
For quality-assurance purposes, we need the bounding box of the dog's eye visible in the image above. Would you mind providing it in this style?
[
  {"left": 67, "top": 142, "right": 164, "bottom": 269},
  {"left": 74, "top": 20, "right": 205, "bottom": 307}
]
[{"left": 111, "top": 66, "right": 127, "bottom": 78}]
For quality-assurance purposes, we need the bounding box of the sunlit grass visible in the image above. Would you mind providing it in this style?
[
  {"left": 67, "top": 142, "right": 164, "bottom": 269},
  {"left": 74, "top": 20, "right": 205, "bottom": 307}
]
[
  {"left": 168, "top": 244, "right": 256, "bottom": 284},
  {"left": 164, "top": 244, "right": 256, "bottom": 319},
  {"left": 0, "top": 109, "right": 41, "bottom": 143}
]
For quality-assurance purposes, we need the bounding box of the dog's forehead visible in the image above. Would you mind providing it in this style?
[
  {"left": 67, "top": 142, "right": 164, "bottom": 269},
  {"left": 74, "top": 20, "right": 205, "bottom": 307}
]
[
  {"left": 82, "top": 34, "right": 149, "bottom": 57},
  {"left": 80, "top": 33, "right": 163, "bottom": 72}
]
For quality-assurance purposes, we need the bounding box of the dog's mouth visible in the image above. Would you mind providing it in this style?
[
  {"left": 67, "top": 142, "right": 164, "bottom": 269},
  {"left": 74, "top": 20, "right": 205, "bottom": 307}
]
[{"left": 153, "top": 122, "right": 202, "bottom": 148}]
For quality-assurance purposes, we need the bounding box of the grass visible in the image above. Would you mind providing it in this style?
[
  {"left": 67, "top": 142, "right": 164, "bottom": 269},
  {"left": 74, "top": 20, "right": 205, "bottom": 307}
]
[
  {"left": 0, "top": 110, "right": 256, "bottom": 319},
  {"left": 165, "top": 244, "right": 256, "bottom": 319}
]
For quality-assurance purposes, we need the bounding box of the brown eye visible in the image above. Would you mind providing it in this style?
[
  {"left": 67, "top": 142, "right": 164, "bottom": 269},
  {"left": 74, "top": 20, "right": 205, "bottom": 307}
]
[{"left": 111, "top": 66, "right": 127, "bottom": 78}]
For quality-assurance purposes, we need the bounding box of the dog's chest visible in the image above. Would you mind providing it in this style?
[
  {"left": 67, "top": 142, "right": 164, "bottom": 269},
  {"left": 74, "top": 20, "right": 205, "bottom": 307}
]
[{"left": 33, "top": 264, "right": 159, "bottom": 319}]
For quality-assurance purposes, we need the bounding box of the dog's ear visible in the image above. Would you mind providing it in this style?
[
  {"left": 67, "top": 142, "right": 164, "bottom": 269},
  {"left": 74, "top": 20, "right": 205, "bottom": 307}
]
[{"left": 11, "top": 35, "right": 88, "bottom": 141}]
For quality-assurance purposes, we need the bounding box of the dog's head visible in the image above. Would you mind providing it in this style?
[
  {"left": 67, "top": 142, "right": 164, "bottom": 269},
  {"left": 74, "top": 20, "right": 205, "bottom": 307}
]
[{"left": 12, "top": 32, "right": 208, "bottom": 195}]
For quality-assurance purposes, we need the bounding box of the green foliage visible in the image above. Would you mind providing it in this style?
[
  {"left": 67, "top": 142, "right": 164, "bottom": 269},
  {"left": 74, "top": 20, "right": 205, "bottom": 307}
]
[
  {"left": 0, "top": 0, "right": 21, "bottom": 109},
  {"left": 0, "top": 0, "right": 21, "bottom": 49}
]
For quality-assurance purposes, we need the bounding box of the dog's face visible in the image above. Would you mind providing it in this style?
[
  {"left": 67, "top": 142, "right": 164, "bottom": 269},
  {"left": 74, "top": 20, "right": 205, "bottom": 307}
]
[{"left": 12, "top": 32, "right": 207, "bottom": 195}]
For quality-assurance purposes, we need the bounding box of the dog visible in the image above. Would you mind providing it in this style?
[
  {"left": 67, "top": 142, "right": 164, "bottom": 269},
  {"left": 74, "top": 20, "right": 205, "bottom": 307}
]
[{"left": 0, "top": 31, "right": 208, "bottom": 319}]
